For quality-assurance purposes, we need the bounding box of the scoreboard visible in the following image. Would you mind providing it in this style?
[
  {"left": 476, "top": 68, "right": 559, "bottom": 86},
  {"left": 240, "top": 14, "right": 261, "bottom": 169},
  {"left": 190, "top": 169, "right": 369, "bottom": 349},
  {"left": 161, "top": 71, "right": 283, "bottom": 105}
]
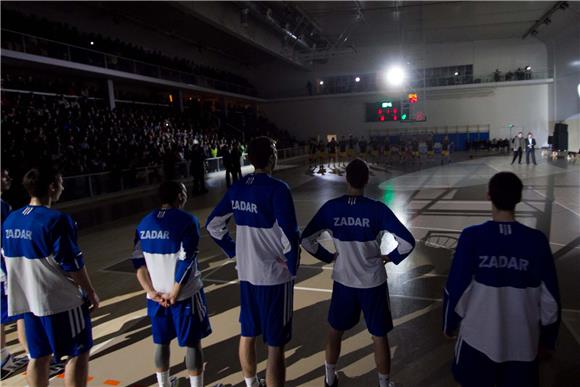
[
  {"left": 365, "top": 93, "right": 425, "bottom": 122},
  {"left": 365, "top": 101, "right": 401, "bottom": 122}
]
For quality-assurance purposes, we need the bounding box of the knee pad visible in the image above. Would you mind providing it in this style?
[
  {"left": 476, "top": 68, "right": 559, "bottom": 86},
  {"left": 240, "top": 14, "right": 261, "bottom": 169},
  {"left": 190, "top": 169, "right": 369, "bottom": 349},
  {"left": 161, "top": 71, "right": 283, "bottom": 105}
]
[
  {"left": 185, "top": 343, "right": 203, "bottom": 372},
  {"left": 154, "top": 344, "right": 170, "bottom": 370}
]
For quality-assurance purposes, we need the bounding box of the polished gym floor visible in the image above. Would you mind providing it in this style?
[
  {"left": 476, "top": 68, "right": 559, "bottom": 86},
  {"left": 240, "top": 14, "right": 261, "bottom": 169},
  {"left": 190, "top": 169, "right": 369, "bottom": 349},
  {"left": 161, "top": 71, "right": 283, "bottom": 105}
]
[{"left": 4, "top": 153, "right": 580, "bottom": 386}]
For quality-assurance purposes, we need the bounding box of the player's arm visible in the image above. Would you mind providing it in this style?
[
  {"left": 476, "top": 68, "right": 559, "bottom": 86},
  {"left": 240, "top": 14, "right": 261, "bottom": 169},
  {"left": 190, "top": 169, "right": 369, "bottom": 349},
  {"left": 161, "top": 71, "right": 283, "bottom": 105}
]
[
  {"left": 538, "top": 233, "right": 561, "bottom": 353},
  {"left": 205, "top": 191, "right": 236, "bottom": 258},
  {"left": 131, "top": 230, "right": 167, "bottom": 306},
  {"left": 53, "top": 214, "right": 99, "bottom": 311},
  {"left": 167, "top": 217, "right": 201, "bottom": 304},
  {"left": 273, "top": 184, "right": 301, "bottom": 275},
  {"left": 377, "top": 204, "right": 416, "bottom": 264},
  {"left": 442, "top": 230, "right": 475, "bottom": 338},
  {"left": 301, "top": 204, "right": 335, "bottom": 264}
]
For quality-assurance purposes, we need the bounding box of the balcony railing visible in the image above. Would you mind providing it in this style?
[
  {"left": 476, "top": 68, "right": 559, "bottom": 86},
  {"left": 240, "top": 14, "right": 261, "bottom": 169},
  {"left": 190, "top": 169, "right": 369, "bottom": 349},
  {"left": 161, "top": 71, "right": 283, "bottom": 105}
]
[
  {"left": 1, "top": 29, "right": 257, "bottom": 97},
  {"left": 59, "top": 146, "right": 306, "bottom": 202},
  {"left": 272, "top": 70, "right": 553, "bottom": 98}
]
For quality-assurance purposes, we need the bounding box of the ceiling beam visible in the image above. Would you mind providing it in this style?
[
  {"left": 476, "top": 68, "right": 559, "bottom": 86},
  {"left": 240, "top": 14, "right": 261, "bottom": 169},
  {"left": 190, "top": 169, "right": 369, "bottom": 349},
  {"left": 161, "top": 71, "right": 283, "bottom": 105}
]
[{"left": 522, "top": 1, "right": 570, "bottom": 39}]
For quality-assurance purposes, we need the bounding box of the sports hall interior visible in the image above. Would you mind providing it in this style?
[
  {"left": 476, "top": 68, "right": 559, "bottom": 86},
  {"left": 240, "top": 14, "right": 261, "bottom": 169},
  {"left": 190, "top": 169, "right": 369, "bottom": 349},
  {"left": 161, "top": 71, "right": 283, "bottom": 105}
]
[{"left": 1, "top": 1, "right": 579, "bottom": 386}]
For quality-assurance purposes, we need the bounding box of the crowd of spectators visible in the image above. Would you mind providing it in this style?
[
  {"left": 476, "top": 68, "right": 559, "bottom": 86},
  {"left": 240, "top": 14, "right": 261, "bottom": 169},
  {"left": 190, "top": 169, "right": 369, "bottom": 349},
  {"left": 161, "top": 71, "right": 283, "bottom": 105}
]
[
  {"left": 2, "top": 72, "right": 99, "bottom": 97},
  {"left": 2, "top": 9, "right": 258, "bottom": 96},
  {"left": 493, "top": 68, "right": 534, "bottom": 82},
  {"left": 1, "top": 89, "right": 297, "bottom": 180}
]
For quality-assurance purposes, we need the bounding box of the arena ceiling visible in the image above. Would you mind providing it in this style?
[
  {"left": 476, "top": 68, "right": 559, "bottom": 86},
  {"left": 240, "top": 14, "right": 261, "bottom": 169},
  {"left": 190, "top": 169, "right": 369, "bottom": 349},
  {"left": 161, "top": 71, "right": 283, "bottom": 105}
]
[
  {"left": 173, "top": 1, "right": 575, "bottom": 66},
  {"left": 20, "top": 1, "right": 574, "bottom": 68}
]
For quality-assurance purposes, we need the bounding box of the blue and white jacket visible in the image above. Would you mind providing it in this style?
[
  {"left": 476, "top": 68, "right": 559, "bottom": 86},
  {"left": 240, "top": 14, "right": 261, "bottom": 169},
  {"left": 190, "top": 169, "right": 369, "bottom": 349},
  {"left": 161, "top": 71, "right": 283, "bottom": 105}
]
[
  {"left": 206, "top": 173, "right": 300, "bottom": 286},
  {"left": 132, "top": 208, "right": 202, "bottom": 301},
  {"left": 2, "top": 205, "right": 85, "bottom": 317},
  {"left": 301, "top": 195, "right": 415, "bottom": 289},
  {"left": 443, "top": 221, "right": 561, "bottom": 362}
]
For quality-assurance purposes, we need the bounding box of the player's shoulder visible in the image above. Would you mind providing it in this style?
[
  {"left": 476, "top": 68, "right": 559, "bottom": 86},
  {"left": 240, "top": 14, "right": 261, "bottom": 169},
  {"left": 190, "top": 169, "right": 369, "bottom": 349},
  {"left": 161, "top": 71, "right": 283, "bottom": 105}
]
[
  {"left": 459, "top": 221, "right": 488, "bottom": 237},
  {"left": 172, "top": 208, "right": 199, "bottom": 225},
  {"left": 267, "top": 175, "right": 290, "bottom": 190},
  {"left": 29, "top": 206, "right": 75, "bottom": 229},
  {"left": 515, "top": 222, "right": 548, "bottom": 243},
  {"left": 1, "top": 198, "right": 11, "bottom": 213},
  {"left": 362, "top": 197, "right": 393, "bottom": 213}
]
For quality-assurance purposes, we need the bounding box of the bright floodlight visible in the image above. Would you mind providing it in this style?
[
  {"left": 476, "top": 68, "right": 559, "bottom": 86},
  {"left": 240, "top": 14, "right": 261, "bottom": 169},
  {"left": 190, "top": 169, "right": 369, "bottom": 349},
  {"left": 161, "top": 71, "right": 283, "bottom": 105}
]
[
  {"left": 90, "top": 41, "right": 94, "bottom": 46},
  {"left": 355, "top": 76, "right": 361, "bottom": 82},
  {"left": 525, "top": 66, "right": 532, "bottom": 71},
  {"left": 454, "top": 71, "right": 460, "bottom": 76},
  {"left": 577, "top": 83, "right": 580, "bottom": 98},
  {"left": 319, "top": 80, "right": 324, "bottom": 85},
  {"left": 385, "top": 66, "right": 406, "bottom": 86}
]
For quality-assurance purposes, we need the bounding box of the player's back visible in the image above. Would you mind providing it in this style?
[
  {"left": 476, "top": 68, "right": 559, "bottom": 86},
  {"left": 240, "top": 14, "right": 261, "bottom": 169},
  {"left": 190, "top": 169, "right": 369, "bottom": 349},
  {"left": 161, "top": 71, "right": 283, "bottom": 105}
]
[
  {"left": 135, "top": 208, "right": 202, "bottom": 299},
  {"left": 228, "top": 173, "right": 294, "bottom": 285},
  {"left": 2, "top": 205, "right": 84, "bottom": 316},
  {"left": 310, "top": 195, "right": 413, "bottom": 288},
  {"left": 454, "top": 221, "right": 558, "bottom": 362}
]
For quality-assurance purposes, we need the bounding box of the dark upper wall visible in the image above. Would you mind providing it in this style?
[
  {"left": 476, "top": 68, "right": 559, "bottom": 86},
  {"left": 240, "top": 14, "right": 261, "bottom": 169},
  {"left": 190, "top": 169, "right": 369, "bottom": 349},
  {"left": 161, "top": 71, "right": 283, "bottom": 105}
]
[{"left": 1, "top": 2, "right": 255, "bottom": 80}]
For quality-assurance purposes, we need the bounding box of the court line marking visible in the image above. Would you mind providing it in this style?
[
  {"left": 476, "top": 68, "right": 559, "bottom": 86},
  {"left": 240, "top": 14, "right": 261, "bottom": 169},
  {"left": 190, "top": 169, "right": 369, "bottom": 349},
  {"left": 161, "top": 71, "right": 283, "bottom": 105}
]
[
  {"left": 205, "top": 278, "right": 580, "bottom": 312},
  {"left": 530, "top": 188, "right": 580, "bottom": 217},
  {"left": 563, "top": 309, "right": 580, "bottom": 314},
  {"left": 485, "top": 159, "right": 580, "bottom": 217},
  {"left": 562, "top": 318, "right": 580, "bottom": 346},
  {"left": 204, "top": 279, "right": 444, "bottom": 302}
]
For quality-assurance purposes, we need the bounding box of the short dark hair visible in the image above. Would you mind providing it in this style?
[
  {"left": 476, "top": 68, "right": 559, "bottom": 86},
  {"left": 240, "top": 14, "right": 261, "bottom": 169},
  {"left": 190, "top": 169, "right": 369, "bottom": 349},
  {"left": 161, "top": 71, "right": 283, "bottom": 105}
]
[
  {"left": 248, "top": 136, "right": 275, "bottom": 169},
  {"left": 22, "top": 167, "right": 61, "bottom": 198},
  {"left": 488, "top": 172, "right": 523, "bottom": 211},
  {"left": 346, "top": 158, "right": 369, "bottom": 189},
  {"left": 158, "top": 181, "right": 184, "bottom": 204}
]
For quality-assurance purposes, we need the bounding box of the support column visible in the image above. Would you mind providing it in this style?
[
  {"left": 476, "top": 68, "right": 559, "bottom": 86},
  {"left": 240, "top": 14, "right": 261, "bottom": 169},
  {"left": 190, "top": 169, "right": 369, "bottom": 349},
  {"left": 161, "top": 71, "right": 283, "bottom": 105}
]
[
  {"left": 177, "top": 89, "right": 184, "bottom": 113},
  {"left": 107, "top": 79, "right": 116, "bottom": 111}
]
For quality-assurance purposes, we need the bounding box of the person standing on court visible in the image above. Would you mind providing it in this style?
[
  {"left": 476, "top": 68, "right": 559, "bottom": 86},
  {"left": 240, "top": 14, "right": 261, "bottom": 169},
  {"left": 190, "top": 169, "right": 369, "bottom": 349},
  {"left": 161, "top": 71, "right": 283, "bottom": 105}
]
[
  {"left": 230, "top": 140, "right": 243, "bottom": 182},
  {"left": 443, "top": 172, "right": 560, "bottom": 387},
  {"left": 132, "top": 181, "right": 214, "bottom": 387},
  {"left": 526, "top": 132, "right": 537, "bottom": 165},
  {"left": 301, "top": 159, "right": 416, "bottom": 387},
  {"left": 511, "top": 131, "right": 525, "bottom": 164},
  {"left": 206, "top": 137, "right": 300, "bottom": 387},
  {"left": 2, "top": 167, "right": 99, "bottom": 387},
  {"left": 1, "top": 168, "right": 28, "bottom": 375},
  {"left": 190, "top": 142, "right": 208, "bottom": 195}
]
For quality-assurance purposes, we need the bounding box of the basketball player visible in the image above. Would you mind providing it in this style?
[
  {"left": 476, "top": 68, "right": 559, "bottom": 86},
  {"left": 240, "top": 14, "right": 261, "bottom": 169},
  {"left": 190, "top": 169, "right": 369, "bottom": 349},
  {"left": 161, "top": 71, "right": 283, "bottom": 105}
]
[
  {"left": 301, "top": 159, "right": 416, "bottom": 387},
  {"left": 444, "top": 172, "right": 560, "bottom": 387},
  {"left": 1, "top": 168, "right": 28, "bottom": 375},
  {"left": 338, "top": 136, "right": 348, "bottom": 167},
  {"left": 2, "top": 167, "right": 99, "bottom": 387},
  {"left": 327, "top": 137, "right": 338, "bottom": 168},
  {"left": 206, "top": 137, "right": 300, "bottom": 387},
  {"left": 132, "top": 181, "right": 212, "bottom": 387}
]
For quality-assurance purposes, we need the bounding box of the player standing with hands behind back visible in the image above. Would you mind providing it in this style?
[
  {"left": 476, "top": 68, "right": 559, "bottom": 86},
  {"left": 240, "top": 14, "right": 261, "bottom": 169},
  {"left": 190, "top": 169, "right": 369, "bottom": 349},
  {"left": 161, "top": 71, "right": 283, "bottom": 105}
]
[
  {"left": 132, "top": 181, "right": 214, "bottom": 387},
  {"left": 206, "top": 137, "right": 300, "bottom": 387}
]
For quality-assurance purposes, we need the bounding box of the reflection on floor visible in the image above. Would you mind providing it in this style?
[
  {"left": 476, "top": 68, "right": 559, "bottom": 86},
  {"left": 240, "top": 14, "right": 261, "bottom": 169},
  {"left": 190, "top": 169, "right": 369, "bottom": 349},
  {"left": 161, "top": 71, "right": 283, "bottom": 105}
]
[{"left": 4, "top": 154, "right": 580, "bottom": 386}]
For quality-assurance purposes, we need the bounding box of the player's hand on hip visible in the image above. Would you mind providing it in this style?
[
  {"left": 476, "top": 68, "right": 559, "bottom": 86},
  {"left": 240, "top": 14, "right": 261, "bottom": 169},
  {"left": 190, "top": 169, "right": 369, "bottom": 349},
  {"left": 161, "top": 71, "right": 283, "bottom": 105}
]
[
  {"left": 538, "top": 345, "right": 555, "bottom": 361},
  {"left": 275, "top": 256, "right": 289, "bottom": 270}
]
